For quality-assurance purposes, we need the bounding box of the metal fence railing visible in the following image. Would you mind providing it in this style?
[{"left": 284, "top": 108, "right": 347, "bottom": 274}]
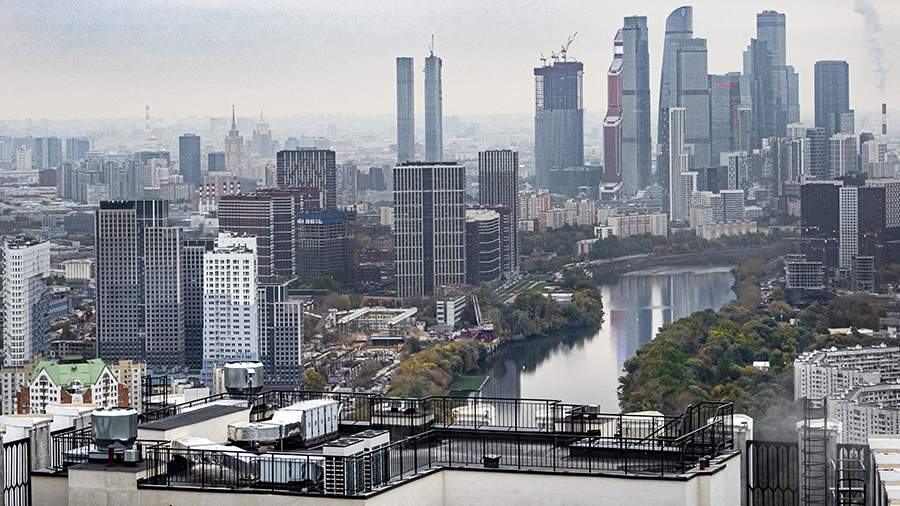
[
  {"left": 4, "top": 437, "right": 31, "bottom": 506},
  {"left": 138, "top": 406, "right": 737, "bottom": 499}
]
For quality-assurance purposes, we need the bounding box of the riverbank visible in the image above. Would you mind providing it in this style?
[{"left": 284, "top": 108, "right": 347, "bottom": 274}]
[
  {"left": 387, "top": 267, "right": 605, "bottom": 397},
  {"left": 618, "top": 256, "right": 890, "bottom": 440}
]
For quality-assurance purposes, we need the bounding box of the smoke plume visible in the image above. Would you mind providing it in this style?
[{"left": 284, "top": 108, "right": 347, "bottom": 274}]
[{"left": 854, "top": 0, "right": 889, "bottom": 95}]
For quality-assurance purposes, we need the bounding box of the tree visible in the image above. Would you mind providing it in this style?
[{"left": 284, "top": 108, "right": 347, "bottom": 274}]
[{"left": 301, "top": 370, "right": 327, "bottom": 391}]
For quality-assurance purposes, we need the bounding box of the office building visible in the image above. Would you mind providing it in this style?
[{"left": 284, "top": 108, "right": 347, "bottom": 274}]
[
  {"left": 296, "top": 211, "right": 356, "bottom": 286},
  {"left": 709, "top": 73, "right": 742, "bottom": 163},
  {"left": 722, "top": 151, "right": 750, "bottom": 190},
  {"left": 202, "top": 234, "right": 259, "bottom": 381},
  {"left": 425, "top": 48, "right": 443, "bottom": 162},
  {"left": 657, "top": 6, "right": 704, "bottom": 191},
  {"left": 276, "top": 148, "right": 337, "bottom": 210},
  {"left": 734, "top": 106, "right": 753, "bottom": 153},
  {"left": 534, "top": 60, "right": 584, "bottom": 189},
  {"left": 2, "top": 238, "right": 50, "bottom": 367},
  {"left": 224, "top": 106, "right": 244, "bottom": 172},
  {"left": 178, "top": 134, "right": 202, "bottom": 186},
  {"left": 394, "top": 162, "right": 465, "bottom": 298},
  {"left": 720, "top": 189, "right": 746, "bottom": 222},
  {"left": 814, "top": 61, "right": 851, "bottom": 136},
  {"left": 396, "top": 57, "right": 415, "bottom": 163},
  {"left": 800, "top": 180, "right": 842, "bottom": 268},
  {"left": 95, "top": 200, "right": 169, "bottom": 363},
  {"left": 465, "top": 209, "right": 502, "bottom": 286},
  {"left": 478, "top": 150, "right": 519, "bottom": 275},
  {"left": 621, "top": 16, "right": 653, "bottom": 192},
  {"left": 602, "top": 29, "right": 624, "bottom": 191},
  {"left": 208, "top": 151, "right": 226, "bottom": 172}
]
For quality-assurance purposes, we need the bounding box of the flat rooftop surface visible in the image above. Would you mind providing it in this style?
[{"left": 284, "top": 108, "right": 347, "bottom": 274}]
[{"left": 139, "top": 404, "right": 247, "bottom": 431}]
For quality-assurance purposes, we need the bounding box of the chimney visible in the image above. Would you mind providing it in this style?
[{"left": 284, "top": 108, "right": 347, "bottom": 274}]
[{"left": 882, "top": 103, "right": 888, "bottom": 136}]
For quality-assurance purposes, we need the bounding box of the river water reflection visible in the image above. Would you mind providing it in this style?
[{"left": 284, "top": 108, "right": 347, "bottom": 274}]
[{"left": 484, "top": 266, "right": 736, "bottom": 411}]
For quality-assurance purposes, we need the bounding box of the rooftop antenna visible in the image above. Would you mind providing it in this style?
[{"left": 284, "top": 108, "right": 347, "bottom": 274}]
[
  {"left": 429, "top": 34, "right": 435, "bottom": 57},
  {"left": 231, "top": 104, "right": 236, "bottom": 129},
  {"left": 560, "top": 32, "right": 578, "bottom": 61}
]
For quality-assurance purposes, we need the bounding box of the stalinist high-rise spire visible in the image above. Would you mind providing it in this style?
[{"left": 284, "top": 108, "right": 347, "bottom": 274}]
[{"left": 225, "top": 105, "right": 244, "bottom": 172}]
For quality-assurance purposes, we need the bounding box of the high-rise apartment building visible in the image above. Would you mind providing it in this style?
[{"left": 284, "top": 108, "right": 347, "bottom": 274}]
[
  {"left": 621, "top": 16, "right": 652, "bottom": 192},
  {"left": 478, "top": 150, "right": 519, "bottom": 274},
  {"left": 425, "top": 49, "right": 443, "bottom": 162},
  {"left": 202, "top": 234, "right": 259, "bottom": 381},
  {"left": 276, "top": 149, "right": 336, "bottom": 210},
  {"left": 2, "top": 238, "right": 50, "bottom": 367},
  {"left": 65, "top": 137, "right": 90, "bottom": 162},
  {"left": 534, "top": 60, "right": 584, "bottom": 189},
  {"left": 465, "top": 209, "right": 502, "bottom": 286},
  {"left": 95, "top": 200, "right": 169, "bottom": 363},
  {"left": 179, "top": 134, "right": 202, "bottom": 186},
  {"left": 668, "top": 107, "right": 693, "bottom": 222},
  {"left": 258, "top": 279, "right": 303, "bottom": 386},
  {"left": 296, "top": 211, "right": 356, "bottom": 286},
  {"left": 806, "top": 127, "right": 831, "bottom": 179},
  {"left": 396, "top": 57, "right": 415, "bottom": 163},
  {"left": 394, "top": 162, "right": 466, "bottom": 298},
  {"left": 839, "top": 186, "right": 859, "bottom": 271},
  {"left": 143, "top": 226, "right": 183, "bottom": 368},
  {"left": 181, "top": 238, "right": 213, "bottom": 371},
  {"left": 815, "top": 61, "right": 851, "bottom": 137},
  {"left": 218, "top": 188, "right": 322, "bottom": 278},
  {"left": 830, "top": 133, "right": 859, "bottom": 178}
]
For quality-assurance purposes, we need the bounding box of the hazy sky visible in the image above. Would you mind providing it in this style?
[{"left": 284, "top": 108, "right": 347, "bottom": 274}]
[{"left": 3, "top": 0, "right": 899, "bottom": 121}]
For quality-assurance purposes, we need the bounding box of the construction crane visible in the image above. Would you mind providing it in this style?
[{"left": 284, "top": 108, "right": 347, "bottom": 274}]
[
  {"left": 559, "top": 32, "right": 578, "bottom": 61},
  {"left": 539, "top": 53, "right": 547, "bottom": 66}
]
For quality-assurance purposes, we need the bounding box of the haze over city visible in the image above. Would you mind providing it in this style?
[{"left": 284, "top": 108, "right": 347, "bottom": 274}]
[{"left": 3, "top": 0, "right": 898, "bottom": 120}]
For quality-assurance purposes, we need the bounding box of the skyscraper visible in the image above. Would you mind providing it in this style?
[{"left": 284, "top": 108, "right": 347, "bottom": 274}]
[
  {"left": 755, "top": 10, "right": 796, "bottom": 139},
  {"left": 814, "top": 61, "right": 851, "bottom": 137},
  {"left": 2, "top": 237, "right": 50, "bottom": 367},
  {"left": 807, "top": 127, "right": 831, "bottom": 179},
  {"left": 742, "top": 38, "right": 774, "bottom": 147},
  {"left": 534, "top": 59, "right": 584, "bottom": 189},
  {"left": 621, "top": 16, "right": 652, "bottom": 192},
  {"left": 657, "top": 5, "right": 693, "bottom": 190},
  {"left": 95, "top": 200, "right": 169, "bottom": 362},
  {"left": 258, "top": 279, "right": 303, "bottom": 386},
  {"left": 251, "top": 112, "right": 273, "bottom": 158},
  {"left": 394, "top": 162, "right": 465, "bottom": 298},
  {"left": 143, "top": 226, "right": 184, "bottom": 368},
  {"left": 276, "top": 149, "right": 336, "bottom": 210},
  {"left": 179, "top": 134, "right": 202, "bottom": 186},
  {"left": 668, "top": 107, "right": 693, "bottom": 222},
  {"left": 396, "top": 57, "right": 415, "bottom": 163},
  {"left": 181, "top": 238, "right": 213, "bottom": 371},
  {"left": 424, "top": 47, "right": 443, "bottom": 162},
  {"left": 709, "top": 73, "right": 743, "bottom": 163},
  {"left": 224, "top": 105, "right": 244, "bottom": 172},
  {"left": 465, "top": 209, "right": 502, "bottom": 286},
  {"left": 602, "top": 30, "right": 624, "bottom": 189},
  {"left": 208, "top": 151, "right": 226, "bottom": 172},
  {"left": 478, "top": 150, "right": 519, "bottom": 274},
  {"left": 296, "top": 210, "right": 356, "bottom": 286},
  {"left": 756, "top": 10, "right": 785, "bottom": 67}
]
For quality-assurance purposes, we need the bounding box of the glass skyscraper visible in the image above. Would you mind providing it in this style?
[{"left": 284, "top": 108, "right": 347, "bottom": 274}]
[
  {"left": 396, "top": 57, "right": 415, "bottom": 163},
  {"left": 815, "top": 60, "right": 851, "bottom": 137},
  {"left": 533, "top": 60, "right": 584, "bottom": 189}
]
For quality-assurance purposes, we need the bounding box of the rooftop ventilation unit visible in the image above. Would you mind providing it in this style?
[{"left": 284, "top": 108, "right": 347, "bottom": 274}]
[
  {"left": 90, "top": 408, "right": 140, "bottom": 464},
  {"left": 224, "top": 362, "right": 264, "bottom": 395}
]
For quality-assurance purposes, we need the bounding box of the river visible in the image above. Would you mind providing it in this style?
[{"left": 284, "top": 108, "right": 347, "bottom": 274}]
[{"left": 483, "top": 265, "right": 736, "bottom": 411}]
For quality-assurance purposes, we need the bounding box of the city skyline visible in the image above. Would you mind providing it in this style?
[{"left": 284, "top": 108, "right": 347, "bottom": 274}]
[{"left": 3, "top": 1, "right": 897, "bottom": 122}]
